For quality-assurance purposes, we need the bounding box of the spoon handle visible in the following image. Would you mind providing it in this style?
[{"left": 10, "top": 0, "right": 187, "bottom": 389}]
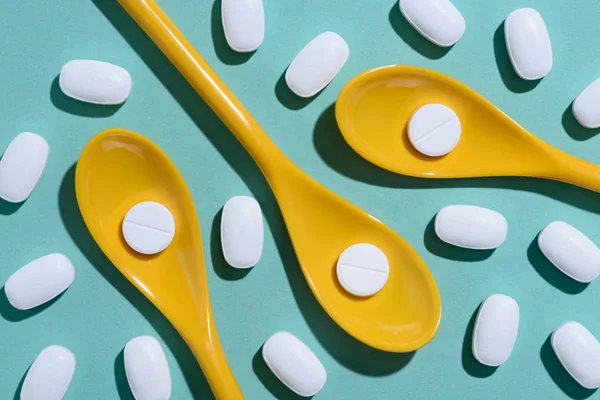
[
  {"left": 550, "top": 149, "right": 600, "bottom": 193},
  {"left": 117, "top": 0, "right": 288, "bottom": 181}
]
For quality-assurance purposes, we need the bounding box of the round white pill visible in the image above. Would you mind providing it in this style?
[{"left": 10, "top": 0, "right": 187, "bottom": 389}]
[
  {"left": 408, "top": 104, "right": 461, "bottom": 157},
  {"left": 336, "top": 243, "right": 389, "bottom": 297},
  {"left": 123, "top": 201, "right": 175, "bottom": 255}
]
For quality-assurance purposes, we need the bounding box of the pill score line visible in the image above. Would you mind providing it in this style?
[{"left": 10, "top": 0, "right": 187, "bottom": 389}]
[{"left": 413, "top": 115, "right": 460, "bottom": 143}]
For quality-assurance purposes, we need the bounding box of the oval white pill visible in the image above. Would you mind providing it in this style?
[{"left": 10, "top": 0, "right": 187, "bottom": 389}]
[
  {"left": 573, "top": 78, "right": 600, "bottom": 129},
  {"left": 408, "top": 104, "right": 461, "bottom": 157},
  {"left": 336, "top": 243, "right": 389, "bottom": 297},
  {"left": 5, "top": 253, "right": 74, "bottom": 310},
  {"left": 21, "top": 345, "right": 76, "bottom": 400},
  {"left": 59, "top": 60, "right": 132, "bottom": 105},
  {"left": 285, "top": 32, "right": 349, "bottom": 98},
  {"left": 0, "top": 132, "right": 49, "bottom": 203},
  {"left": 221, "top": 196, "right": 263, "bottom": 269},
  {"left": 123, "top": 201, "right": 175, "bottom": 255},
  {"left": 553, "top": 321, "right": 600, "bottom": 389},
  {"left": 124, "top": 336, "right": 172, "bottom": 400},
  {"left": 399, "top": 0, "right": 466, "bottom": 47},
  {"left": 222, "top": 0, "right": 264, "bottom": 52},
  {"left": 263, "top": 331, "right": 326, "bottom": 397},
  {"left": 435, "top": 205, "right": 507, "bottom": 249},
  {"left": 472, "top": 294, "right": 519, "bottom": 367},
  {"left": 505, "top": 8, "right": 553, "bottom": 80},
  {"left": 538, "top": 221, "right": 600, "bottom": 283}
]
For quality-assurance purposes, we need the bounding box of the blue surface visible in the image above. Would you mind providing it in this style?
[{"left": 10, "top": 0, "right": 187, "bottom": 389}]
[{"left": 1, "top": 0, "right": 600, "bottom": 398}]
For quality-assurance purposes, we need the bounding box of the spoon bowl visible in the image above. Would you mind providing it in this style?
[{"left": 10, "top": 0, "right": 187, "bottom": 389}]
[
  {"left": 271, "top": 161, "right": 442, "bottom": 352},
  {"left": 75, "top": 128, "right": 243, "bottom": 399},
  {"left": 336, "top": 65, "right": 600, "bottom": 192}
]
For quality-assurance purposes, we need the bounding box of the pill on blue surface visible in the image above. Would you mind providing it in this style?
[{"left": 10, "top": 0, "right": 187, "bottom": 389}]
[
  {"left": 59, "top": 60, "right": 132, "bottom": 105},
  {"left": 122, "top": 201, "right": 176, "bottom": 255},
  {"left": 336, "top": 243, "right": 389, "bottom": 297},
  {"left": 408, "top": 104, "right": 461, "bottom": 157},
  {"left": 263, "top": 331, "right": 327, "bottom": 397},
  {"left": 125, "top": 336, "right": 172, "bottom": 400},
  {"left": 472, "top": 294, "right": 519, "bottom": 366},
  {"left": 221, "top": 196, "right": 263, "bottom": 269},
  {"left": 538, "top": 221, "right": 600, "bottom": 283},
  {"left": 573, "top": 78, "right": 600, "bottom": 129},
  {"left": 0, "top": 132, "right": 49, "bottom": 203},
  {"left": 399, "top": 0, "right": 466, "bottom": 47},
  {"left": 21, "top": 345, "right": 76, "bottom": 400},
  {"left": 222, "top": 0, "right": 264, "bottom": 52},
  {"left": 504, "top": 8, "right": 553, "bottom": 80},
  {"left": 435, "top": 205, "right": 508, "bottom": 249},
  {"left": 285, "top": 32, "right": 349, "bottom": 98},
  {"left": 5, "top": 253, "right": 74, "bottom": 310},
  {"left": 552, "top": 321, "right": 600, "bottom": 389}
]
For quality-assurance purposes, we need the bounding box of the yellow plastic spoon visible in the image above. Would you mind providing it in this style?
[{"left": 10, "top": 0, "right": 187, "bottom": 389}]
[
  {"left": 336, "top": 65, "right": 600, "bottom": 192},
  {"left": 75, "top": 128, "right": 244, "bottom": 399},
  {"left": 116, "top": 0, "right": 441, "bottom": 352}
]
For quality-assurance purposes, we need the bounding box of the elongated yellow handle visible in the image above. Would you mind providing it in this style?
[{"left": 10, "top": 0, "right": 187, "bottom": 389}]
[
  {"left": 117, "top": 0, "right": 287, "bottom": 180},
  {"left": 550, "top": 148, "right": 600, "bottom": 193},
  {"left": 115, "top": 1, "right": 261, "bottom": 398}
]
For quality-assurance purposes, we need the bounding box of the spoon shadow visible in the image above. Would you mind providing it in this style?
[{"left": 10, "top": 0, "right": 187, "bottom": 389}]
[
  {"left": 314, "top": 104, "right": 600, "bottom": 215},
  {"left": 91, "top": 0, "right": 414, "bottom": 375},
  {"left": 58, "top": 165, "right": 215, "bottom": 400}
]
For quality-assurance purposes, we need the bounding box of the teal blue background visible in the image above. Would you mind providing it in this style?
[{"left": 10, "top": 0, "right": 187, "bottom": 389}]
[{"left": 1, "top": 0, "right": 600, "bottom": 398}]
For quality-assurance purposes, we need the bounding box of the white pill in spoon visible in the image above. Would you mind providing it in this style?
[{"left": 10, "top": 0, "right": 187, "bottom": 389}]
[
  {"left": 123, "top": 201, "right": 175, "bottom": 255},
  {"left": 408, "top": 104, "right": 461, "bottom": 157},
  {"left": 336, "top": 243, "right": 389, "bottom": 297}
]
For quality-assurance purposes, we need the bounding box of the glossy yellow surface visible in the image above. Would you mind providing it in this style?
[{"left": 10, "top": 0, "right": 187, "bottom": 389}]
[
  {"left": 117, "top": 0, "right": 441, "bottom": 352},
  {"left": 75, "top": 129, "right": 244, "bottom": 400},
  {"left": 336, "top": 65, "right": 600, "bottom": 192}
]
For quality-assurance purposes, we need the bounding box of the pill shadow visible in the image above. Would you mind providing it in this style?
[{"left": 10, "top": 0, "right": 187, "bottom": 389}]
[
  {"left": 0, "top": 286, "right": 65, "bottom": 322},
  {"left": 114, "top": 349, "right": 136, "bottom": 400},
  {"left": 210, "top": 208, "right": 252, "bottom": 281},
  {"left": 252, "top": 347, "right": 311, "bottom": 400},
  {"left": 540, "top": 334, "right": 597, "bottom": 399},
  {"left": 388, "top": 3, "right": 451, "bottom": 60},
  {"left": 423, "top": 216, "right": 494, "bottom": 262},
  {"left": 493, "top": 23, "right": 540, "bottom": 94},
  {"left": 0, "top": 198, "right": 23, "bottom": 215},
  {"left": 461, "top": 304, "right": 497, "bottom": 378},
  {"left": 561, "top": 101, "right": 600, "bottom": 141},
  {"left": 58, "top": 164, "right": 215, "bottom": 399},
  {"left": 527, "top": 236, "right": 588, "bottom": 295},
  {"left": 92, "top": 0, "right": 414, "bottom": 377},
  {"left": 274, "top": 71, "right": 320, "bottom": 110},
  {"left": 49, "top": 76, "right": 123, "bottom": 118},
  {"left": 210, "top": 0, "right": 255, "bottom": 65},
  {"left": 12, "top": 367, "right": 28, "bottom": 400}
]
